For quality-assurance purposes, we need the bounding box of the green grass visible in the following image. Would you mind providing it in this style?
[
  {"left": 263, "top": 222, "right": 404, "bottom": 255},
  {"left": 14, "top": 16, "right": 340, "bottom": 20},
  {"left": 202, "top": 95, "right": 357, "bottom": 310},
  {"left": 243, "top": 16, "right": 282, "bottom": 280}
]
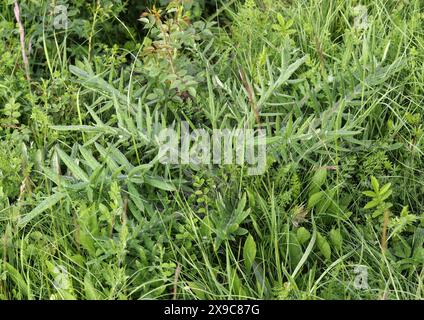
[{"left": 0, "top": 0, "right": 423, "bottom": 300}]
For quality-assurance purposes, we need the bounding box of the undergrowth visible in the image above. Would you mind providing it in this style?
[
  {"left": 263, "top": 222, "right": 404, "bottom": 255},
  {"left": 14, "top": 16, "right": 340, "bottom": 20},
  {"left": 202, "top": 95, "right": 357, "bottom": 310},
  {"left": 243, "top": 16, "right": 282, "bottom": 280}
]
[{"left": 0, "top": 0, "right": 423, "bottom": 300}]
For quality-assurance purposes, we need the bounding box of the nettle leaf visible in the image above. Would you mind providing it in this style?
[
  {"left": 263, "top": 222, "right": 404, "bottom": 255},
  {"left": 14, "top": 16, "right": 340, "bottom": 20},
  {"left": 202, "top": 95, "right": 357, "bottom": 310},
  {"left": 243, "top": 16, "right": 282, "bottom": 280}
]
[{"left": 243, "top": 234, "right": 257, "bottom": 271}]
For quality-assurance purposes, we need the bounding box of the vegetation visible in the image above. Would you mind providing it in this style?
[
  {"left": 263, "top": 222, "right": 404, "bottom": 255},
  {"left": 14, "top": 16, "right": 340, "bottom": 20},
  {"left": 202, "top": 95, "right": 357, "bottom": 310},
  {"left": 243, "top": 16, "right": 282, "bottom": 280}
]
[{"left": 0, "top": 0, "right": 423, "bottom": 300}]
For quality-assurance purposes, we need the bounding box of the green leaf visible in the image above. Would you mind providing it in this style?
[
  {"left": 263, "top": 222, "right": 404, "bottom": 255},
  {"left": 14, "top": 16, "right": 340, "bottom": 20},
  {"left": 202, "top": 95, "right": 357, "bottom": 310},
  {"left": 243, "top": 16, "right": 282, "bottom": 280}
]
[
  {"left": 95, "top": 143, "right": 119, "bottom": 172},
  {"left": 329, "top": 228, "right": 343, "bottom": 251},
  {"left": 364, "top": 199, "right": 380, "bottom": 209},
  {"left": 4, "top": 262, "right": 33, "bottom": 299},
  {"left": 235, "top": 193, "right": 247, "bottom": 216},
  {"left": 84, "top": 274, "right": 100, "bottom": 300},
  {"left": 310, "top": 168, "right": 327, "bottom": 194},
  {"left": 380, "top": 190, "right": 392, "bottom": 201},
  {"left": 291, "top": 223, "right": 317, "bottom": 279},
  {"left": 19, "top": 193, "right": 66, "bottom": 227},
  {"left": 144, "top": 176, "right": 176, "bottom": 191},
  {"left": 316, "top": 232, "right": 331, "bottom": 260},
  {"left": 243, "top": 234, "right": 257, "bottom": 271},
  {"left": 307, "top": 191, "right": 324, "bottom": 209},
  {"left": 187, "top": 282, "right": 206, "bottom": 299},
  {"left": 296, "top": 227, "right": 311, "bottom": 245},
  {"left": 362, "top": 190, "right": 376, "bottom": 197},
  {"left": 88, "top": 162, "right": 104, "bottom": 184},
  {"left": 371, "top": 176, "right": 379, "bottom": 192},
  {"left": 127, "top": 183, "right": 145, "bottom": 218},
  {"left": 104, "top": 147, "right": 130, "bottom": 171},
  {"left": 188, "top": 86, "right": 197, "bottom": 98},
  {"left": 51, "top": 125, "right": 110, "bottom": 133},
  {"left": 412, "top": 228, "right": 424, "bottom": 258},
  {"left": 288, "top": 231, "right": 303, "bottom": 270},
  {"left": 56, "top": 146, "right": 89, "bottom": 182},
  {"left": 379, "top": 183, "right": 391, "bottom": 195},
  {"left": 79, "top": 145, "right": 101, "bottom": 170}
]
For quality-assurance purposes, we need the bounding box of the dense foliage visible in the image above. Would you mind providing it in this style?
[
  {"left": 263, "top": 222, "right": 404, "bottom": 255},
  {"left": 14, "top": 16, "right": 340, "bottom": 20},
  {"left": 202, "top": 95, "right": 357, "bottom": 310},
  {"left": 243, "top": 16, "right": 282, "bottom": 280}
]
[{"left": 0, "top": 0, "right": 423, "bottom": 299}]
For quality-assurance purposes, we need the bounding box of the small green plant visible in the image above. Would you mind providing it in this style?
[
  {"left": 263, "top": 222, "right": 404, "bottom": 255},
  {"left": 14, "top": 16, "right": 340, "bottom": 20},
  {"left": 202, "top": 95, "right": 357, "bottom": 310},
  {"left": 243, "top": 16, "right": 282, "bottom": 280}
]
[{"left": 362, "top": 176, "right": 393, "bottom": 219}]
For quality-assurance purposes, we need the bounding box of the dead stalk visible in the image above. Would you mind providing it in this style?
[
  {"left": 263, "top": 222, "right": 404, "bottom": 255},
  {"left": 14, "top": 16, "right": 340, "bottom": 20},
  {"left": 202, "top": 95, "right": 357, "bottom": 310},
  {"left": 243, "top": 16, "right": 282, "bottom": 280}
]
[
  {"left": 172, "top": 264, "right": 181, "bottom": 300},
  {"left": 14, "top": 1, "right": 30, "bottom": 82},
  {"left": 381, "top": 209, "right": 390, "bottom": 253}
]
